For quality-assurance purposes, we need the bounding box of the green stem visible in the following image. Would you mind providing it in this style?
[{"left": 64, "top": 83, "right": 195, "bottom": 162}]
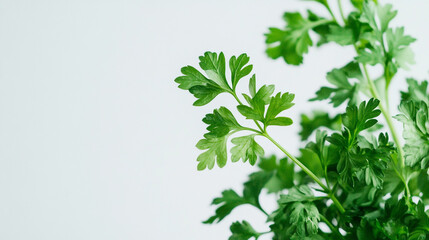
[
  {"left": 231, "top": 92, "right": 264, "bottom": 133},
  {"left": 362, "top": 64, "right": 405, "bottom": 168},
  {"left": 333, "top": 0, "right": 410, "bottom": 198},
  {"left": 309, "top": 19, "right": 334, "bottom": 29},
  {"left": 324, "top": 1, "right": 337, "bottom": 22},
  {"left": 361, "top": 56, "right": 410, "bottom": 198},
  {"left": 337, "top": 0, "right": 347, "bottom": 23},
  {"left": 262, "top": 132, "right": 346, "bottom": 214},
  {"left": 320, "top": 214, "right": 345, "bottom": 239}
]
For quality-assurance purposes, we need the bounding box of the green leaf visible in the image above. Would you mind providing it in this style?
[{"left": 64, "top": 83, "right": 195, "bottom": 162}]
[
  {"left": 230, "top": 54, "right": 253, "bottom": 90},
  {"left": 298, "top": 148, "right": 324, "bottom": 177},
  {"left": 189, "top": 84, "right": 224, "bottom": 106},
  {"left": 311, "top": 62, "right": 362, "bottom": 107},
  {"left": 265, "top": 92, "right": 295, "bottom": 125},
  {"left": 326, "top": 25, "right": 355, "bottom": 46},
  {"left": 175, "top": 65, "right": 210, "bottom": 90},
  {"left": 195, "top": 107, "right": 246, "bottom": 170},
  {"left": 205, "top": 171, "right": 273, "bottom": 224},
  {"left": 176, "top": 52, "right": 254, "bottom": 106},
  {"left": 231, "top": 135, "right": 264, "bottom": 165},
  {"left": 196, "top": 135, "right": 229, "bottom": 170},
  {"left": 204, "top": 190, "right": 247, "bottom": 224},
  {"left": 258, "top": 156, "right": 295, "bottom": 192},
  {"left": 327, "top": 99, "right": 383, "bottom": 189},
  {"left": 265, "top": 11, "right": 331, "bottom": 65},
  {"left": 243, "top": 171, "right": 273, "bottom": 206},
  {"left": 359, "top": 2, "right": 397, "bottom": 33},
  {"left": 229, "top": 221, "right": 261, "bottom": 240},
  {"left": 356, "top": 45, "right": 385, "bottom": 66},
  {"left": 288, "top": 202, "right": 320, "bottom": 236},
  {"left": 267, "top": 117, "right": 293, "bottom": 126},
  {"left": 395, "top": 101, "right": 429, "bottom": 168},
  {"left": 279, "top": 185, "right": 319, "bottom": 204},
  {"left": 351, "top": 0, "right": 364, "bottom": 10},
  {"left": 203, "top": 107, "right": 243, "bottom": 139},
  {"left": 343, "top": 98, "right": 381, "bottom": 135},
  {"left": 305, "top": 130, "right": 340, "bottom": 169},
  {"left": 237, "top": 84, "right": 275, "bottom": 122},
  {"left": 199, "top": 52, "right": 230, "bottom": 90},
  {"left": 401, "top": 78, "right": 429, "bottom": 104},
  {"left": 299, "top": 111, "right": 342, "bottom": 141},
  {"left": 376, "top": 3, "right": 397, "bottom": 33},
  {"left": 249, "top": 75, "right": 257, "bottom": 97},
  {"left": 386, "top": 27, "right": 416, "bottom": 70}
]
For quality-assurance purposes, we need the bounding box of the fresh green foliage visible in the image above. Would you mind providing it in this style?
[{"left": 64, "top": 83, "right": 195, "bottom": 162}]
[
  {"left": 299, "top": 111, "right": 341, "bottom": 141},
  {"left": 265, "top": 11, "right": 333, "bottom": 65},
  {"left": 229, "top": 221, "right": 261, "bottom": 240},
  {"left": 311, "top": 62, "right": 363, "bottom": 107},
  {"left": 203, "top": 171, "right": 272, "bottom": 224},
  {"left": 175, "top": 0, "right": 429, "bottom": 239}
]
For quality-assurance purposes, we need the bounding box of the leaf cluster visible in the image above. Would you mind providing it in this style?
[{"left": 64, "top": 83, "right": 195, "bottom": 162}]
[{"left": 174, "top": 0, "right": 429, "bottom": 239}]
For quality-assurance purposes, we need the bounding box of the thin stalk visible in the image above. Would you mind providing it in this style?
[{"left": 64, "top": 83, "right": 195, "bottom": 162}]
[
  {"left": 333, "top": 0, "right": 410, "bottom": 198},
  {"left": 362, "top": 64, "right": 405, "bottom": 168},
  {"left": 262, "top": 132, "right": 346, "bottom": 214},
  {"left": 337, "top": 0, "right": 347, "bottom": 23},
  {"left": 320, "top": 214, "right": 345, "bottom": 240},
  {"left": 231, "top": 92, "right": 264, "bottom": 133},
  {"left": 324, "top": 1, "right": 338, "bottom": 22}
]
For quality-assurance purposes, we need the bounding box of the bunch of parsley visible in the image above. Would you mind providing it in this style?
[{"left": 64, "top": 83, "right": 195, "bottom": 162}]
[{"left": 175, "top": 0, "right": 429, "bottom": 239}]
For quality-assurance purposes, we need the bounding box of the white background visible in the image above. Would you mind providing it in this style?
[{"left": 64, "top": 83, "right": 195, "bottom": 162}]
[{"left": 0, "top": 0, "right": 428, "bottom": 239}]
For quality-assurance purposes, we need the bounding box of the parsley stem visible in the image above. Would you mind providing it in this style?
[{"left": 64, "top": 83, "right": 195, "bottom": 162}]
[
  {"left": 320, "top": 214, "right": 345, "bottom": 239},
  {"left": 324, "top": 2, "right": 337, "bottom": 22},
  {"left": 337, "top": 0, "right": 347, "bottom": 23},
  {"left": 262, "top": 132, "right": 346, "bottom": 213},
  {"left": 231, "top": 92, "right": 265, "bottom": 133},
  {"left": 361, "top": 57, "right": 410, "bottom": 198},
  {"left": 334, "top": 0, "right": 409, "bottom": 197},
  {"left": 362, "top": 64, "right": 405, "bottom": 168}
]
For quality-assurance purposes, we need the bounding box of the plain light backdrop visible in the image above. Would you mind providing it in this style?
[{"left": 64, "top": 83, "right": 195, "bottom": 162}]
[{"left": 0, "top": 0, "right": 428, "bottom": 239}]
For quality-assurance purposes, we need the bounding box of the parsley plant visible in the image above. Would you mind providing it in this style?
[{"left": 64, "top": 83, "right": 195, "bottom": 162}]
[{"left": 175, "top": 0, "right": 429, "bottom": 239}]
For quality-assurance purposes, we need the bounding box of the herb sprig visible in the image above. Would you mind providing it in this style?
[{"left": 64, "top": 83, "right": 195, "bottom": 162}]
[{"left": 175, "top": 0, "right": 429, "bottom": 239}]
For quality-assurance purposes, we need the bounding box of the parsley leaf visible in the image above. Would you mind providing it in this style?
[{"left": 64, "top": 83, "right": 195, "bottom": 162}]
[
  {"left": 299, "top": 111, "right": 342, "bottom": 141},
  {"left": 395, "top": 101, "right": 429, "bottom": 168},
  {"left": 327, "top": 99, "right": 383, "bottom": 188},
  {"left": 311, "top": 62, "right": 363, "bottom": 107},
  {"left": 265, "top": 93, "right": 295, "bottom": 126},
  {"left": 359, "top": 2, "right": 397, "bottom": 33},
  {"left": 289, "top": 202, "right": 320, "bottom": 237},
  {"left": 202, "top": 107, "right": 243, "bottom": 139},
  {"left": 265, "top": 11, "right": 332, "bottom": 65},
  {"left": 279, "top": 185, "right": 320, "bottom": 204},
  {"left": 230, "top": 135, "right": 264, "bottom": 165},
  {"left": 196, "top": 135, "right": 229, "bottom": 170},
  {"left": 199, "top": 52, "right": 230, "bottom": 90},
  {"left": 203, "top": 189, "right": 247, "bottom": 224},
  {"left": 196, "top": 107, "right": 244, "bottom": 170},
  {"left": 401, "top": 78, "right": 429, "bottom": 104},
  {"left": 229, "top": 221, "right": 261, "bottom": 240},
  {"left": 238, "top": 84, "right": 275, "bottom": 122},
  {"left": 258, "top": 156, "right": 295, "bottom": 192},
  {"left": 176, "top": 52, "right": 255, "bottom": 106},
  {"left": 229, "top": 54, "right": 253, "bottom": 90},
  {"left": 204, "top": 171, "right": 273, "bottom": 224},
  {"left": 238, "top": 89, "right": 295, "bottom": 128}
]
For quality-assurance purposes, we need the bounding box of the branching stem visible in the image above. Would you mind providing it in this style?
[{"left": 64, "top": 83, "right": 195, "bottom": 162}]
[
  {"left": 320, "top": 214, "right": 345, "bottom": 240},
  {"left": 262, "top": 132, "right": 346, "bottom": 214},
  {"left": 332, "top": 0, "right": 410, "bottom": 198}
]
